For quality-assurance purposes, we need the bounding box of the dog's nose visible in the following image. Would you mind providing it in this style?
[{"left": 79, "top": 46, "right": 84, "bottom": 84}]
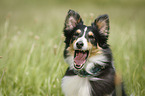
[{"left": 76, "top": 41, "right": 84, "bottom": 49}]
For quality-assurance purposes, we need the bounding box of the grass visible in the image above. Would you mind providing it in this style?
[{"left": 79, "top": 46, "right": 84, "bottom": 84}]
[{"left": 0, "top": 0, "right": 145, "bottom": 96}]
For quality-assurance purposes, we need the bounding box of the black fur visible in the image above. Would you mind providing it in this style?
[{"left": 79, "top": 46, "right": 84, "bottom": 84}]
[{"left": 62, "top": 10, "right": 126, "bottom": 96}]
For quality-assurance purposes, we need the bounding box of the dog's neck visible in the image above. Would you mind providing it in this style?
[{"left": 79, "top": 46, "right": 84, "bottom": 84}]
[{"left": 66, "top": 64, "right": 110, "bottom": 78}]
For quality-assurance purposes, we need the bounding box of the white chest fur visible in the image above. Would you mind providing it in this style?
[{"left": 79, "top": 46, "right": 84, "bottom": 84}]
[{"left": 62, "top": 75, "right": 91, "bottom": 96}]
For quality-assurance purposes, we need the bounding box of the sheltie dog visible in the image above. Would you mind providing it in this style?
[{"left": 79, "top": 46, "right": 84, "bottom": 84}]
[{"left": 61, "top": 10, "right": 126, "bottom": 96}]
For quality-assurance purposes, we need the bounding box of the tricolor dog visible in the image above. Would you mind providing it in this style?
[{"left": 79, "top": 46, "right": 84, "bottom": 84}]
[{"left": 61, "top": 10, "right": 126, "bottom": 96}]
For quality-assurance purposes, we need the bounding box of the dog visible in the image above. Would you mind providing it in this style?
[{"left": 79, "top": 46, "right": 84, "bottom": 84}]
[{"left": 61, "top": 10, "right": 126, "bottom": 96}]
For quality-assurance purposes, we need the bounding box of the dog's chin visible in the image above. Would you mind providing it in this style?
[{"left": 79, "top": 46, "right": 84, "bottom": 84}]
[{"left": 74, "top": 50, "right": 89, "bottom": 70}]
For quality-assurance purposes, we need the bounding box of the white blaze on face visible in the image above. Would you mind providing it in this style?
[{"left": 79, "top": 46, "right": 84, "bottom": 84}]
[{"left": 73, "top": 27, "right": 88, "bottom": 50}]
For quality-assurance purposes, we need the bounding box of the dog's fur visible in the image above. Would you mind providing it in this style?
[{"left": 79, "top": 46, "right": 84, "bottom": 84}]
[{"left": 61, "top": 10, "right": 126, "bottom": 96}]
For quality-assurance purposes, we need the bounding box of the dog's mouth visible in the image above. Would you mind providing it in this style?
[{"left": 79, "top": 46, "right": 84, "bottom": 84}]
[{"left": 74, "top": 50, "right": 89, "bottom": 69}]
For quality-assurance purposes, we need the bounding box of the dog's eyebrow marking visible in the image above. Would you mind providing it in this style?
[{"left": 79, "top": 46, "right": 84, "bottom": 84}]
[
  {"left": 88, "top": 31, "right": 94, "bottom": 36},
  {"left": 76, "top": 29, "right": 81, "bottom": 34}
]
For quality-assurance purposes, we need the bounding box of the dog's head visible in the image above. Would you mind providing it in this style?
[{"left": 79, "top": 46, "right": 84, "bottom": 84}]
[{"left": 63, "top": 10, "right": 111, "bottom": 73}]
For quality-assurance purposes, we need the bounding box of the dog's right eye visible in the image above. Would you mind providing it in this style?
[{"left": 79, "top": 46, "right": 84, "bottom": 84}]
[
  {"left": 74, "top": 32, "right": 80, "bottom": 36},
  {"left": 88, "top": 35, "right": 94, "bottom": 39}
]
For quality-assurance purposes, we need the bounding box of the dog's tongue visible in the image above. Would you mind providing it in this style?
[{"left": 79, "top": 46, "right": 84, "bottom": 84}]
[{"left": 74, "top": 51, "right": 87, "bottom": 66}]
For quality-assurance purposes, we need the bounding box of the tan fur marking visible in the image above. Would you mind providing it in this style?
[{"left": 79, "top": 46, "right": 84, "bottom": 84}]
[
  {"left": 88, "top": 31, "right": 94, "bottom": 36},
  {"left": 77, "top": 17, "right": 81, "bottom": 23},
  {"left": 114, "top": 72, "right": 123, "bottom": 96},
  {"left": 115, "top": 72, "right": 122, "bottom": 85},
  {"left": 66, "top": 40, "right": 76, "bottom": 55},
  {"left": 88, "top": 43, "right": 102, "bottom": 57},
  {"left": 76, "top": 29, "right": 81, "bottom": 34}
]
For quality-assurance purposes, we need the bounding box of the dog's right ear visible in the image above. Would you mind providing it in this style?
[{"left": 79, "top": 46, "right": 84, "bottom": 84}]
[{"left": 64, "top": 10, "right": 83, "bottom": 32}]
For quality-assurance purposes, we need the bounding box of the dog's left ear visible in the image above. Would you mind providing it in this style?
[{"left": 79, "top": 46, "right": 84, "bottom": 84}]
[
  {"left": 94, "top": 14, "right": 109, "bottom": 37},
  {"left": 64, "top": 10, "right": 83, "bottom": 32},
  {"left": 92, "top": 14, "right": 109, "bottom": 47}
]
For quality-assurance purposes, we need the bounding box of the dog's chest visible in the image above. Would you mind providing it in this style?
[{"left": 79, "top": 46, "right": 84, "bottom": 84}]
[{"left": 62, "top": 75, "right": 91, "bottom": 96}]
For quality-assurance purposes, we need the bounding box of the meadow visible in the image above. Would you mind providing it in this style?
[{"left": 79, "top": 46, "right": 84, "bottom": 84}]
[{"left": 0, "top": 0, "right": 145, "bottom": 96}]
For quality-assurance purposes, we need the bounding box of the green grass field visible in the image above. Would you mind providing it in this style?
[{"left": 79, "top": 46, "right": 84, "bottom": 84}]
[{"left": 0, "top": 0, "right": 145, "bottom": 96}]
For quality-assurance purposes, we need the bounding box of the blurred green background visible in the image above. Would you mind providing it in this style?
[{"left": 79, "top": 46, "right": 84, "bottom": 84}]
[{"left": 0, "top": 0, "right": 145, "bottom": 96}]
